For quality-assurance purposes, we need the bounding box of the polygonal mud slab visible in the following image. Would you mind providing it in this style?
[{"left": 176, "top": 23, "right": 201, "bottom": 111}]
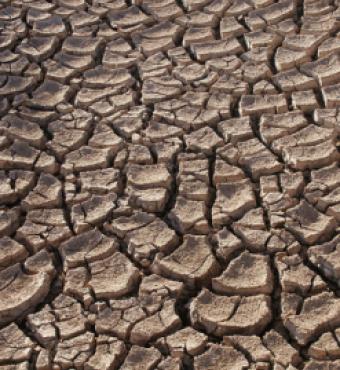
[{"left": 0, "top": 1, "right": 339, "bottom": 368}]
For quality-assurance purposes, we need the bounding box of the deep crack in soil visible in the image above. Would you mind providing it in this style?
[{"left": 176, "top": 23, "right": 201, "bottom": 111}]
[{"left": 0, "top": 0, "right": 339, "bottom": 369}]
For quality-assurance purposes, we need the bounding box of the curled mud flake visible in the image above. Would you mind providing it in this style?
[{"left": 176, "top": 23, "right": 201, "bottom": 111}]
[
  {"left": 285, "top": 200, "right": 337, "bottom": 245},
  {"left": 154, "top": 234, "right": 220, "bottom": 288},
  {"left": 54, "top": 331, "right": 95, "bottom": 369},
  {"left": 61, "top": 146, "right": 113, "bottom": 175},
  {"left": 308, "top": 235, "right": 340, "bottom": 287},
  {"left": 129, "top": 299, "right": 182, "bottom": 345},
  {"left": 61, "top": 229, "right": 119, "bottom": 269},
  {"left": 0, "top": 114, "right": 45, "bottom": 148},
  {"left": 16, "top": 208, "right": 72, "bottom": 253},
  {"left": 0, "top": 323, "right": 34, "bottom": 364},
  {"left": 1, "top": 2, "right": 340, "bottom": 367},
  {"left": 0, "top": 237, "right": 28, "bottom": 271},
  {"left": 0, "top": 170, "right": 35, "bottom": 204},
  {"left": 284, "top": 292, "right": 340, "bottom": 346},
  {"left": 139, "top": 274, "right": 184, "bottom": 299},
  {"left": 168, "top": 196, "right": 209, "bottom": 234},
  {"left": 0, "top": 207, "right": 20, "bottom": 238},
  {"left": 156, "top": 326, "right": 208, "bottom": 357},
  {"left": 190, "top": 289, "right": 272, "bottom": 336},
  {"left": 308, "top": 331, "right": 340, "bottom": 361},
  {"left": 86, "top": 335, "right": 127, "bottom": 370},
  {"left": 71, "top": 193, "right": 116, "bottom": 234},
  {"left": 126, "top": 163, "right": 172, "bottom": 213},
  {"left": 212, "top": 251, "right": 274, "bottom": 295},
  {"left": 120, "top": 345, "right": 162, "bottom": 370},
  {"left": 0, "top": 141, "right": 40, "bottom": 170},
  {"left": 232, "top": 208, "right": 271, "bottom": 252},
  {"left": 184, "top": 127, "right": 223, "bottom": 155},
  {"left": 0, "top": 263, "right": 53, "bottom": 326},
  {"left": 22, "top": 173, "right": 62, "bottom": 210},
  {"left": 223, "top": 335, "right": 271, "bottom": 363},
  {"left": 262, "top": 330, "right": 302, "bottom": 367},
  {"left": 194, "top": 343, "right": 249, "bottom": 370},
  {"left": 124, "top": 218, "right": 179, "bottom": 266},
  {"left": 28, "top": 79, "right": 73, "bottom": 109},
  {"left": 239, "top": 94, "right": 288, "bottom": 117},
  {"left": 212, "top": 179, "right": 256, "bottom": 227},
  {"left": 275, "top": 253, "right": 327, "bottom": 296},
  {"left": 89, "top": 252, "right": 141, "bottom": 300}
]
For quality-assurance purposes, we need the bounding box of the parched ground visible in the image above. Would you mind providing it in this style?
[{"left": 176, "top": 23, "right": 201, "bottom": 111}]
[{"left": 0, "top": 0, "right": 340, "bottom": 369}]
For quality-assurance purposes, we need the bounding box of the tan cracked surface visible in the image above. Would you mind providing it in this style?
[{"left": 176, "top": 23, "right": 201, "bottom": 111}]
[{"left": 0, "top": 0, "right": 339, "bottom": 369}]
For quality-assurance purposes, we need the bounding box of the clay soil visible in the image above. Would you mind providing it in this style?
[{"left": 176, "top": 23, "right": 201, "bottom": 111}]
[{"left": 0, "top": 0, "right": 339, "bottom": 369}]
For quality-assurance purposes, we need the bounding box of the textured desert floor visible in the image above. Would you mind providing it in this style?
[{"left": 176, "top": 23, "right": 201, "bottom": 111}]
[{"left": 0, "top": 0, "right": 340, "bottom": 369}]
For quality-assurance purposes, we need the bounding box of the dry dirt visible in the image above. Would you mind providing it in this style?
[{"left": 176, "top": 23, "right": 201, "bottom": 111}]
[{"left": 0, "top": 0, "right": 339, "bottom": 369}]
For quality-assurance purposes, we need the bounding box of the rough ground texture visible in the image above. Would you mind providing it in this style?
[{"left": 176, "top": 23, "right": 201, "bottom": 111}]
[{"left": 0, "top": 0, "right": 340, "bottom": 369}]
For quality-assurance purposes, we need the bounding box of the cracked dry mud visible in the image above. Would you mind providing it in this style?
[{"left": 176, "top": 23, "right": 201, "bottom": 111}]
[{"left": 0, "top": 1, "right": 339, "bottom": 370}]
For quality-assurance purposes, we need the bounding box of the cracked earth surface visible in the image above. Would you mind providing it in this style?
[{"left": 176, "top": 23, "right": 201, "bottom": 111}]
[{"left": 0, "top": 0, "right": 339, "bottom": 369}]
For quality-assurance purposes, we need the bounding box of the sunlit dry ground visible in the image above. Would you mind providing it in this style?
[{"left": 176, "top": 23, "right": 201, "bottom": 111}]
[{"left": 0, "top": 0, "right": 340, "bottom": 369}]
